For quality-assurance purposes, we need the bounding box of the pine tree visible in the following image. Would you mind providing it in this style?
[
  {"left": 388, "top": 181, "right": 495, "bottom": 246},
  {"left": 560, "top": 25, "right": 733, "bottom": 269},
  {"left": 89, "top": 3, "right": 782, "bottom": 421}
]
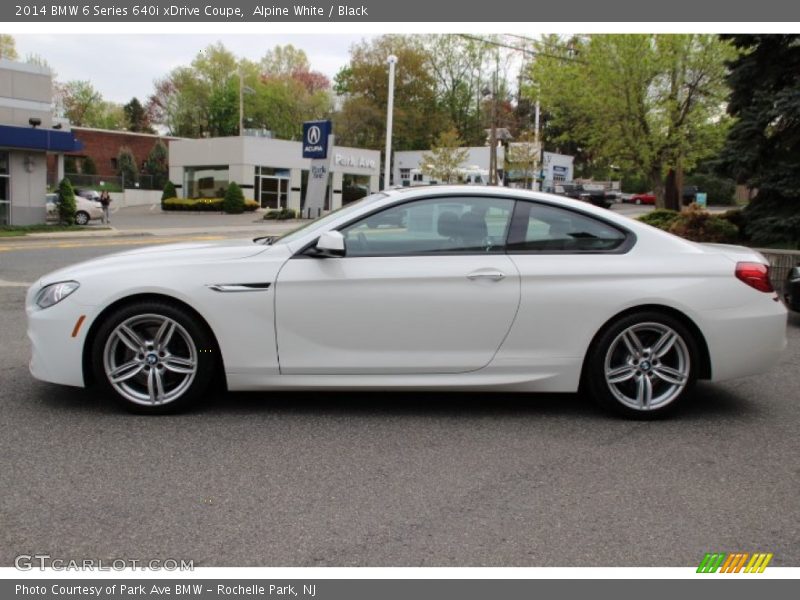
[
  {"left": 223, "top": 182, "right": 245, "bottom": 214},
  {"left": 57, "top": 178, "right": 77, "bottom": 225},
  {"left": 718, "top": 35, "right": 800, "bottom": 247}
]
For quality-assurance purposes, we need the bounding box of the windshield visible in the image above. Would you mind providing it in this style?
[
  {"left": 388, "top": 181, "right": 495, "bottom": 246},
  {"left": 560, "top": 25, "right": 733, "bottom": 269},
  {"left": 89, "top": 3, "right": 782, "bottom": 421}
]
[{"left": 273, "top": 192, "right": 388, "bottom": 246}]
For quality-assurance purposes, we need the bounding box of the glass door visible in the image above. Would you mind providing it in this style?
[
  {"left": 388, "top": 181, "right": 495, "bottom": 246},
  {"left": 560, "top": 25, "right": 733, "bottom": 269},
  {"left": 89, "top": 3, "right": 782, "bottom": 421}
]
[{"left": 260, "top": 176, "right": 288, "bottom": 209}]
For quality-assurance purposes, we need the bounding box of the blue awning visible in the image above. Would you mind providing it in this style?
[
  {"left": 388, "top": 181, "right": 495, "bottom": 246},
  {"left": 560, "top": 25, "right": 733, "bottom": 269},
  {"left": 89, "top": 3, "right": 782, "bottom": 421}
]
[{"left": 0, "top": 125, "right": 83, "bottom": 152}]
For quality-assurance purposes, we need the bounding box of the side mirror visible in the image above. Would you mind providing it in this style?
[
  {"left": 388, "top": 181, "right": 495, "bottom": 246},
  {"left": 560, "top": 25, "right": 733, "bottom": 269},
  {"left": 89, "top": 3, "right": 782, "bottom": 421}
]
[{"left": 314, "top": 230, "right": 346, "bottom": 257}]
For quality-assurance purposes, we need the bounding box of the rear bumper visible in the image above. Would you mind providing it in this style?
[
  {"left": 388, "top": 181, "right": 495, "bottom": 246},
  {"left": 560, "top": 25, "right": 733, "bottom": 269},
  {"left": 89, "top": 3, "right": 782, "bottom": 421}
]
[{"left": 701, "top": 297, "right": 787, "bottom": 382}]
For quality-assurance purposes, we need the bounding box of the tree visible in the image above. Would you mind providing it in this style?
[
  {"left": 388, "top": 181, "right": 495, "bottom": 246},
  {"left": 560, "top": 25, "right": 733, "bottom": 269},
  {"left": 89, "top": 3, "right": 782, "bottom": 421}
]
[
  {"left": 144, "top": 140, "right": 169, "bottom": 190},
  {"left": 717, "top": 35, "right": 800, "bottom": 247},
  {"left": 0, "top": 34, "right": 17, "bottom": 60},
  {"left": 420, "top": 128, "right": 470, "bottom": 183},
  {"left": 123, "top": 97, "right": 154, "bottom": 133},
  {"left": 57, "top": 178, "right": 76, "bottom": 225},
  {"left": 223, "top": 182, "right": 245, "bottom": 214},
  {"left": 82, "top": 155, "right": 97, "bottom": 175},
  {"left": 147, "top": 43, "right": 332, "bottom": 139},
  {"left": 529, "top": 35, "right": 735, "bottom": 209},
  {"left": 116, "top": 147, "right": 139, "bottom": 187},
  {"left": 506, "top": 130, "right": 540, "bottom": 189},
  {"left": 161, "top": 180, "right": 177, "bottom": 210},
  {"left": 334, "top": 35, "right": 442, "bottom": 153},
  {"left": 56, "top": 80, "right": 125, "bottom": 129}
]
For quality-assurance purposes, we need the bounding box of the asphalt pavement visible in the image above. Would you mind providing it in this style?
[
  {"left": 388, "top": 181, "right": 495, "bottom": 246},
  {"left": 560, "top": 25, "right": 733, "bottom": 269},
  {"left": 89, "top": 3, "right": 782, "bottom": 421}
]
[{"left": 1, "top": 218, "right": 798, "bottom": 568}]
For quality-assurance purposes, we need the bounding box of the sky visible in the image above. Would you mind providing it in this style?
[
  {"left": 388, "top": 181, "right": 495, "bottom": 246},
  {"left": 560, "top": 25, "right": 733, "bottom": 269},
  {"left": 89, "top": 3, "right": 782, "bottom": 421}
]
[{"left": 12, "top": 34, "right": 373, "bottom": 104}]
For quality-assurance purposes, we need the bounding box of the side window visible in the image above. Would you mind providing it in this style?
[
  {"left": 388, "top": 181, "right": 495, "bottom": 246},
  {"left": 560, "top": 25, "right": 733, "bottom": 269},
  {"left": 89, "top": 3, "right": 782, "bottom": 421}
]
[
  {"left": 508, "top": 202, "right": 628, "bottom": 252},
  {"left": 341, "top": 196, "right": 515, "bottom": 257}
]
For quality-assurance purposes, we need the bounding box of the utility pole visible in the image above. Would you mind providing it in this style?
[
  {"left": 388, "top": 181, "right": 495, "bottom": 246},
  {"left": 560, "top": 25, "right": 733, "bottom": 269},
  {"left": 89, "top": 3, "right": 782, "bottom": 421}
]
[
  {"left": 238, "top": 68, "right": 244, "bottom": 136},
  {"left": 384, "top": 54, "right": 398, "bottom": 190}
]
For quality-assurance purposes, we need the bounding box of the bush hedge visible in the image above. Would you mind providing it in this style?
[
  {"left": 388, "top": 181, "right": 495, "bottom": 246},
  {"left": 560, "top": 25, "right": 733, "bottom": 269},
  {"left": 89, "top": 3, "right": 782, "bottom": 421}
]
[
  {"left": 638, "top": 205, "right": 739, "bottom": 244},
  {"left": 263, "top": 208, "right": 298, "bottom": 220},
  {"left": 162, "top": 197, "right": 259, "bottom": 212},
  {"left": 223, "top": 182, "right": 246, "bottom": 214},
  {"left": 57, "top": 178, "right": 77, "bottom": 225}
]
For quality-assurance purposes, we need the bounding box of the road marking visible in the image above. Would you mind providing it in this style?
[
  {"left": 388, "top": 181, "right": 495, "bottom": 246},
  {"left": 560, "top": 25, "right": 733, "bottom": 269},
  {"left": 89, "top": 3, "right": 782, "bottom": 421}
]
[
  {"left": 0, "top": 235, "right": 226, "bottom": 253},
  {"left": 0, "top": 279, "right": 33, "bottom": 287}
]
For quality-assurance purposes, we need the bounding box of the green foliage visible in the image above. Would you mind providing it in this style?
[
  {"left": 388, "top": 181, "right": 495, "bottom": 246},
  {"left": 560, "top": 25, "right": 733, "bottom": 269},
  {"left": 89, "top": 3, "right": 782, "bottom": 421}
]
[
  {"left": 222, "top": 182, "right": 246, "bottom": 214},
  {"left": 64, "top": 156, "right": 78, "bottom": 174},
  {"left": 529, "top": 34, "right": 735, "bottom": 209},
  {"left": 162, "top": 197, "right": 258, "bottom": 212},
  {"left": 116, "top": 146, "right": 139, "bottom": 187},
  {"left": 0, "top": 34, "right": 18, "bottom": 60},
  {"left": 150, "top": 42, "right": 333, "bottom": 139},
  {"left": 161, "top": 181, "right": 177, "bottom": 203},
  {"left": 685, "top": 172, "right": 736, "bottom": 206},
  {"left": 57, "top": 178, "right": 77, "bottom": 225},
  {"left": 717, "top": 35, "right": 800, "bottom": 248},
  {"left": 57, "top": 80, "right": 125, "bottom": 129},
  {"left": 739, "top": 191, "right": 800, "bottom": 248},
  {"left": 420, "top": 128, "right": 470, "bottom": 183},
  {"left": 668, "top": 205, "right": 739, "bottom": 243},
  {"left": 144, "top": 141, "right": 169, "bottom": 191},
  {"left": 263, "top": 208, "right": 297, "bottom": 220},
  {"left": 81, "top": 156, "right": 97, "bottom": 175},
  {"left": 123, "top": 97, "right": 154, "bottom": 133},
  {"left": 638, "top": 209, "right": 681, "bottom": 230},
  {"left": 333, "top": 35, "right": 442, "bottom": 152},
  {"left": 621, "top": 172, "right": 650, "bottom": 194}
]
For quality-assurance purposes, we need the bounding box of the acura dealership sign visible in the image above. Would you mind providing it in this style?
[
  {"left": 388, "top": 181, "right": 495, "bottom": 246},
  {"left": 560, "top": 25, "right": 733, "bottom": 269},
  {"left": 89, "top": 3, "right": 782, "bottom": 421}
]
[{"left": 302, "top": 120, "right": 331, "bottom": 159}]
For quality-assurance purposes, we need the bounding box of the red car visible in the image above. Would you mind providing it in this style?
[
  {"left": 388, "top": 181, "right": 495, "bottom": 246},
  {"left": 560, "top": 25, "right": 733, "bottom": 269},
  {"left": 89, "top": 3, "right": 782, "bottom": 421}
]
[{"left": 629, "top": 192, "right": 656, "bottom": 205}]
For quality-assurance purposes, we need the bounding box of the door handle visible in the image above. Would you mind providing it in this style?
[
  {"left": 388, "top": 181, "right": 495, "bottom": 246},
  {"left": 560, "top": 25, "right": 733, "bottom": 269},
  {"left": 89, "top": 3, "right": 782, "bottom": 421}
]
[{"left": 467, "top": 270, "right": 505, "bottom": 281}]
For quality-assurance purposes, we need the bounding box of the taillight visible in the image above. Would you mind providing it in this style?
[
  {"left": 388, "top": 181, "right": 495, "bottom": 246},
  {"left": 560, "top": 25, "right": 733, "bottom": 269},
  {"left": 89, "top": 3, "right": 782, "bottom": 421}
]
[{"left": 735, "top": 262, "right": 774, "bottom": 293}]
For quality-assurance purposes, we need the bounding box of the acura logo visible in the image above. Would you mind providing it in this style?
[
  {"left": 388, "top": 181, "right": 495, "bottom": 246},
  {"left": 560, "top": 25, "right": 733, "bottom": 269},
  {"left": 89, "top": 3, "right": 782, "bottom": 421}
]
[{"left": 307, "top": 125, "right": 321, "bottom": 144}]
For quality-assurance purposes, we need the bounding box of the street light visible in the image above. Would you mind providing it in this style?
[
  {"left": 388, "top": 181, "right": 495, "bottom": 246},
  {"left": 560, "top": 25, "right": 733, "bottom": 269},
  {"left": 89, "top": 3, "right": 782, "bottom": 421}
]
[
  {"left": 238, "top": 68, "right": 255, "bottom": 136},
  {"left": 384, "top": 54, "right": 398, "bottom": 190}
]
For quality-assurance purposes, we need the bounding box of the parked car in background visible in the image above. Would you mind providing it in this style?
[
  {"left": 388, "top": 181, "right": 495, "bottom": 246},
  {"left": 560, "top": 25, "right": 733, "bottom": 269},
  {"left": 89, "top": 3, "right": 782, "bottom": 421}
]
[
  {"left": 682, "top": 186, "right": 699, "bottom": 205},
  {"left": 785, "top": 264, "right": 800, "bottom": 312},
  {"left": 46, "top": 192, "right": 104, "bottom": 225},
  {"left": 75, "top": 189, "right": 102, "bottom": 202},
  {"left": 628, "top": 192, "right": 657, "bottom": 205},
  {"left": 554, "top": 183, "right": 615, "bottom": 209}
]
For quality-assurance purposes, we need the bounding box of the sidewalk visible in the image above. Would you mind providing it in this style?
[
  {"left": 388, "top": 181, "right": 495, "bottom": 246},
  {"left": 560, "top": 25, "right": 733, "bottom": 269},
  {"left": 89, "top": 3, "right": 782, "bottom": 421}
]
[{"left": 14, "top": 221, "right": 301, "bottom": 241}]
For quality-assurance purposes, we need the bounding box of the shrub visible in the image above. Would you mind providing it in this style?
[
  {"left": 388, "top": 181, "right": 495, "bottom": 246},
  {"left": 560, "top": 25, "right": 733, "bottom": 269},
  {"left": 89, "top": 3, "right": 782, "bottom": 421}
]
[
  {"left": 638, "top": 209, "right": 680, "bottom": 231},
  {"left": 162, "top": 197, "right": 258, "bottom": 212},
  {"left": 667, "top": 204, "right": 739, "bottom": 243},
  {"left": 223, "top": 182, "right": 245, "bottom": 214},
  {"left": 57, "top": 178, "right": 76, "bottom": 225},
  {"left": 161, "top": 181, "right": 176, "bottom": 209},
  {"left": 81, "top": 156, "right": 97, "bottom": 175},
  {"left": 64, "top": 156, "right": 78, "bottom": 174},
  {"left": 117, "top": 146, "right": 139, "bottom": 187},
  {"left": 263, "top": 208, "right": 297, "bottom": 220},
  {"left": 685, "top": 172, "right": 736, "bottom": 206}
]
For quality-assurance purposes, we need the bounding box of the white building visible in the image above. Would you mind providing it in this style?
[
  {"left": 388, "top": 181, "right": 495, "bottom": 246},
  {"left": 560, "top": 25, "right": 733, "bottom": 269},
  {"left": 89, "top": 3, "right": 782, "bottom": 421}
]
[
  {"left": 168, "top": 136, "right": 380, "bottom": 213},
  {"left": 541, "top": 151, "right": 575, "bottom": 191},
  {"left": 393, "top": 146, "right": 506, "bottom": 187},
  {"left": 0, "top": 59, "right": 82, "bottom": 225}
]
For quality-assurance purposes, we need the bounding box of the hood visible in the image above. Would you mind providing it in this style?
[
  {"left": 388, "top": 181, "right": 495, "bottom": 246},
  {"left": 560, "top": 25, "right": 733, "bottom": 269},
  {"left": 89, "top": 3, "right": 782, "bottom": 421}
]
[{"left": 38, "top": 238, "right": 273, "bottom": 285}]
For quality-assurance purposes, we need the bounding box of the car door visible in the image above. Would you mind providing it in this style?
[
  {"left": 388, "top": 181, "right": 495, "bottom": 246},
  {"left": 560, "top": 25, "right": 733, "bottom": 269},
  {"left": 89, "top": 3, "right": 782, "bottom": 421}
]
[{"left": 275, "top": 195, "right": 521, "bottom": 375}]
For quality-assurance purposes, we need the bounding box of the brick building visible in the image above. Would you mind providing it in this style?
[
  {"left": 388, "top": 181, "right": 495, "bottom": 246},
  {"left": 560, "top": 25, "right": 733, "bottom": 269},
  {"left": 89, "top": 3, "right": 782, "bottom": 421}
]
[{"left": 48, "top": 126, "right": 180, "bottom": 180}]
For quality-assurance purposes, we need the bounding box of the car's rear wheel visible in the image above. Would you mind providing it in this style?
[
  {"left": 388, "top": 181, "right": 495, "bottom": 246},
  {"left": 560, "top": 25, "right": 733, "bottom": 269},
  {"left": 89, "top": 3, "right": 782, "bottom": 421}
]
[
  {"left": 634, "top": 198, "right": 642, "bottom": 205},
  {"left": 585, "top": 312, "right": 698, "bottom": 418},
  {"left": 75, "top": 211, "right": 90, "bottom": 225},
  {"left": 91, "top": 301, "right": 216, "bottom": 414}
]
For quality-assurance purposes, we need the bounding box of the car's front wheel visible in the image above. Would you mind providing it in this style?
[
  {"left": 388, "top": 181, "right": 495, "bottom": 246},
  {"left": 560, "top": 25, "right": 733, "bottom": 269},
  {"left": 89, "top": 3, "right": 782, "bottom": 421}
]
[
  {"left": 91, "top": 301, "right": 216, "bottom": 414},
  {"left": 585, "top": 312, "right": 698, "bottom": 418}
]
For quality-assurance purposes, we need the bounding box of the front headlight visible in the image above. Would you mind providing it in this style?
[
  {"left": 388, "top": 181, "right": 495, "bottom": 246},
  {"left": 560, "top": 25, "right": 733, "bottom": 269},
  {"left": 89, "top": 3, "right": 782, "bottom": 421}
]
[{"left": 35, "top": 281, "right": 80, "bottom": 309}]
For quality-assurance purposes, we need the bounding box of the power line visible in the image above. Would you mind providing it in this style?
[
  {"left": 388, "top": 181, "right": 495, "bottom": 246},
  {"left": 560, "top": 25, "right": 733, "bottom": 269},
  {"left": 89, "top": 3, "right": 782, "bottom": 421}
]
[{"left": 457, "top": 34, "right": 585, "bottom": 64}]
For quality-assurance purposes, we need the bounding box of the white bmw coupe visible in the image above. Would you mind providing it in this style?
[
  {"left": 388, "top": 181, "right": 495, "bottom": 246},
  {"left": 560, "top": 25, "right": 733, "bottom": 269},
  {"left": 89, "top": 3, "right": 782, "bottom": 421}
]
[{"left": 26, "top": 187, "right": 787, "bottom": 417}]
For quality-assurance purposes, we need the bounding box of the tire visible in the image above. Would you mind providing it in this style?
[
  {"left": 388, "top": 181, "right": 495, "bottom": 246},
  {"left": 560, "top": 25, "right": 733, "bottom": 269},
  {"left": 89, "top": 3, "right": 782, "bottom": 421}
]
[
  {"left": 75, "top": 211, "right": 90, "bottom": 225},
  {"left": 91, "top": 300, "right": 217, "bottom": 414},
  {"left": 634, "top": 198, "right": 642, "bottom": 205},
  {"left": 584, "top": 311, "right": 699, "bottom": 419}
]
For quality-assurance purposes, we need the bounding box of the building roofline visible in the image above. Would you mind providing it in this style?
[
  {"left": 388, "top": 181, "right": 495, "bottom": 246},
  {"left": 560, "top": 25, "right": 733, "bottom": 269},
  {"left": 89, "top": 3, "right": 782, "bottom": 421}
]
[
  {"left": 71, "top": 126, "right": 184, "bottom": 140},
  {"left": 0, "top": 58, "right": 52, "bottom": 77}
]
